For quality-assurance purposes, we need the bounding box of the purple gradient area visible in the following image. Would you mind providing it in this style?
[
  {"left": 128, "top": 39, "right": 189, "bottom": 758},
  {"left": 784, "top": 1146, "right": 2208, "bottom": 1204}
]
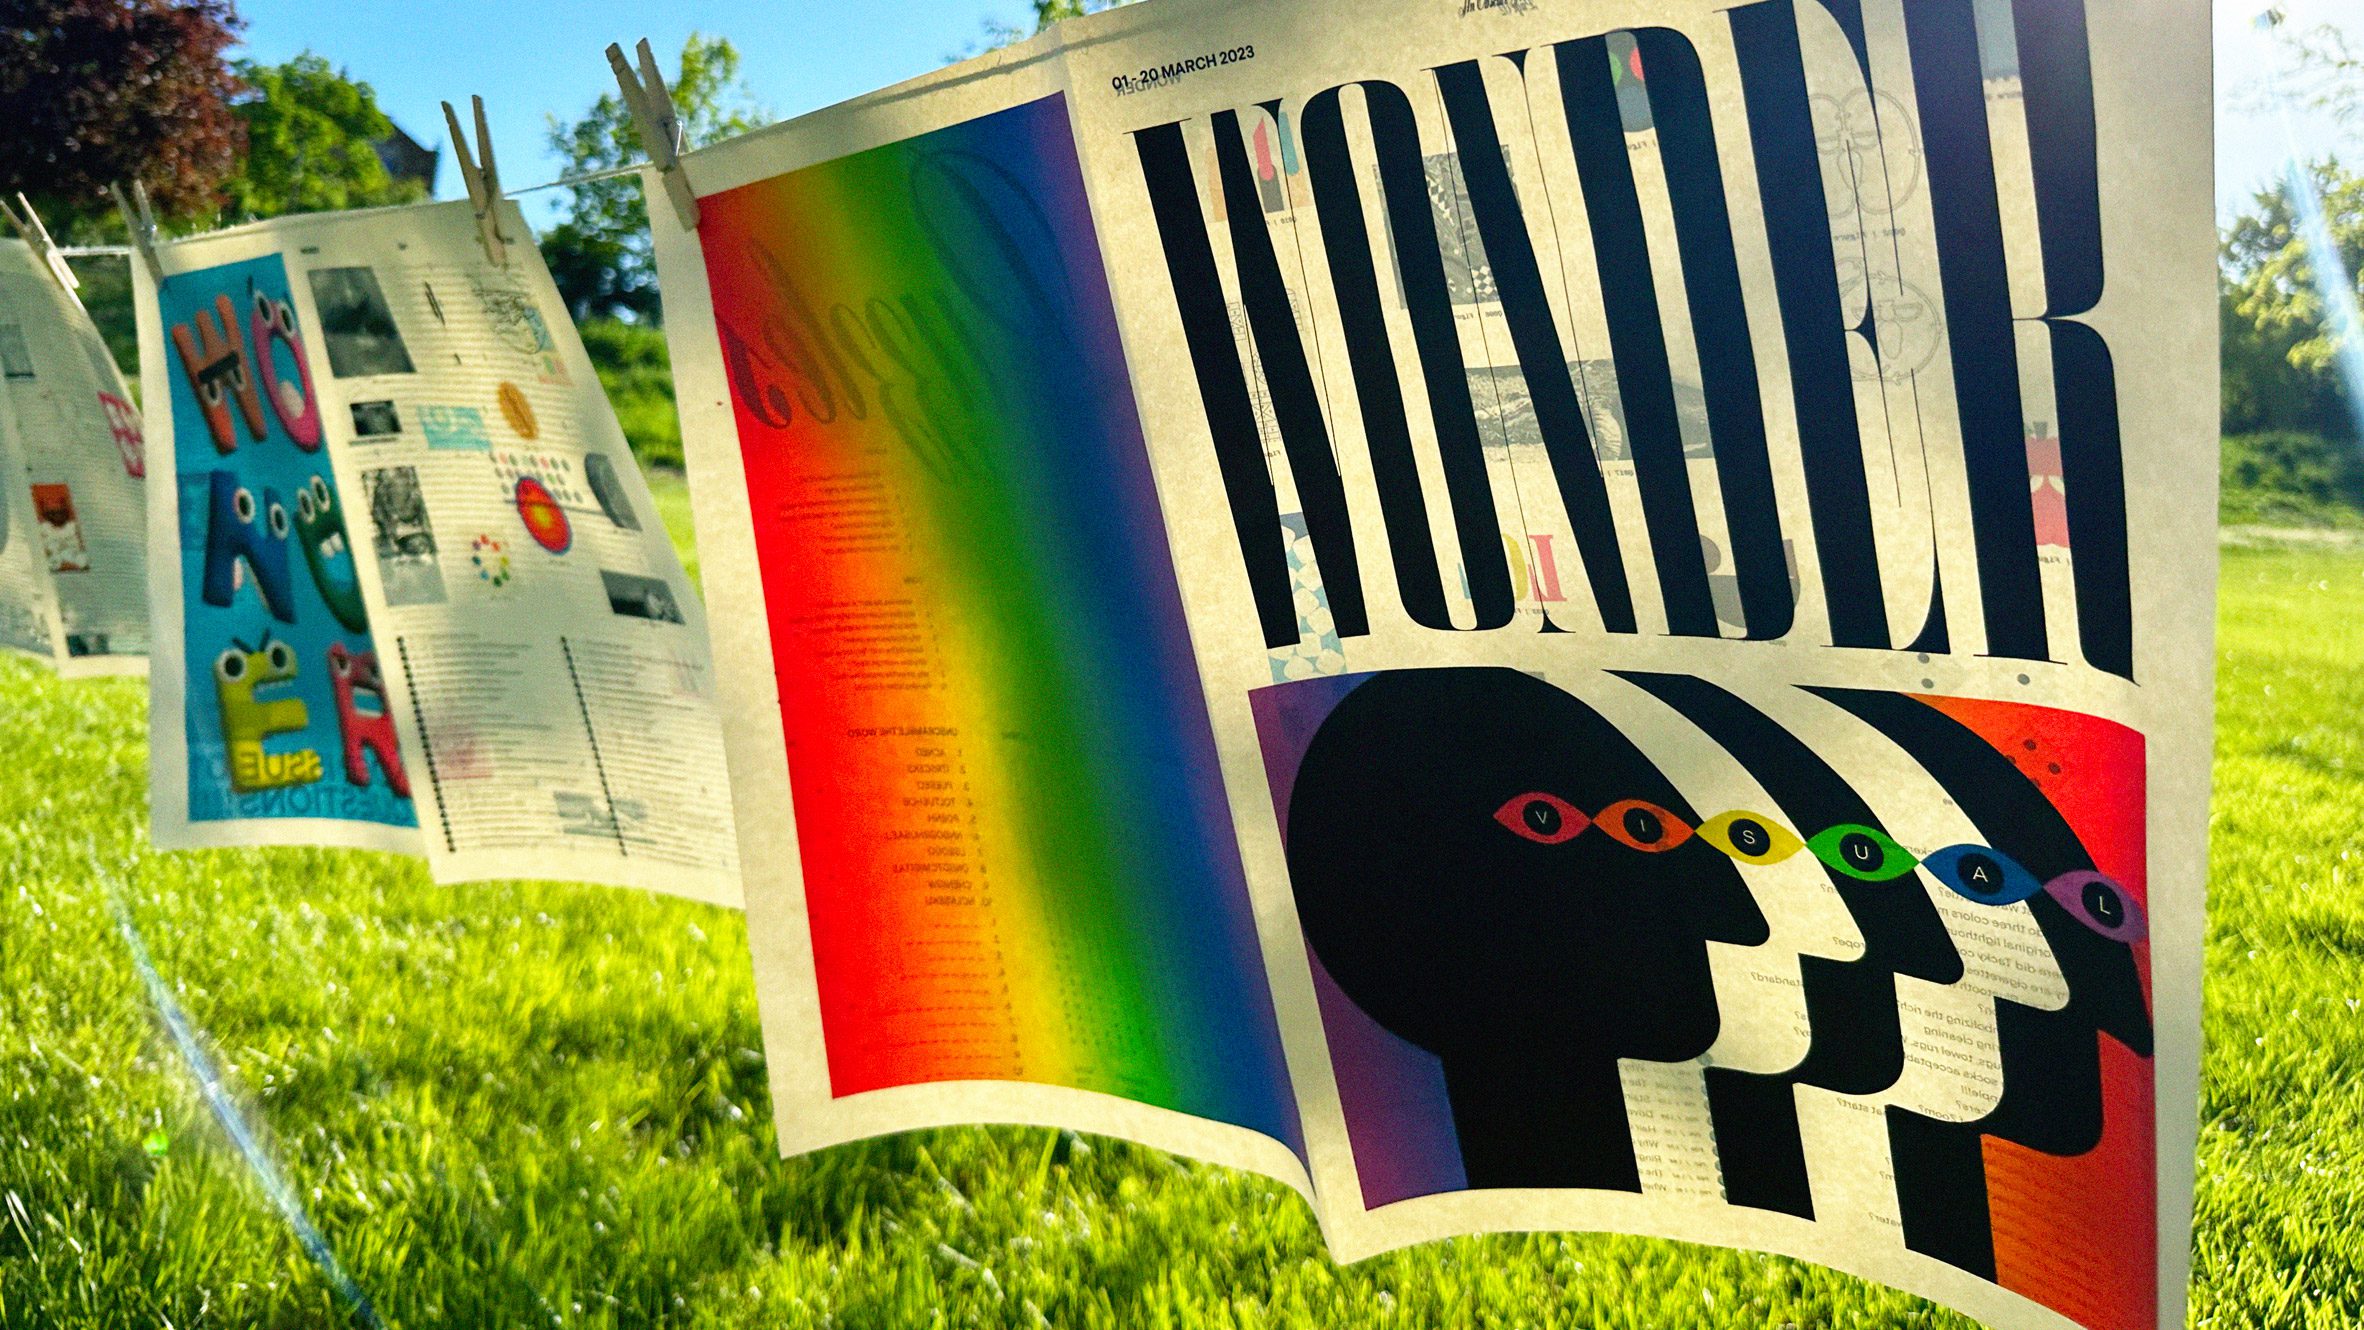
[
  {"left": 1248, "top": 672, "right": 1369, "bottom": 837},
  {"left": 1250, "top": 675, "right": 1470, "bottom": 1207},
  {"left": 1308, "top": 952, "right": 1469, "bottom": 1206}
]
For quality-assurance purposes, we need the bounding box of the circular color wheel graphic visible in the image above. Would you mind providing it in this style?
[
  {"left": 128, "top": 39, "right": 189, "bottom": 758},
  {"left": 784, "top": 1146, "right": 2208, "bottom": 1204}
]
[
  {"left": 514, "top": 476, "right": 572, "bottom": 554},
  {"left": 471, "top": 534, "right": 511, "bottom": 586}
]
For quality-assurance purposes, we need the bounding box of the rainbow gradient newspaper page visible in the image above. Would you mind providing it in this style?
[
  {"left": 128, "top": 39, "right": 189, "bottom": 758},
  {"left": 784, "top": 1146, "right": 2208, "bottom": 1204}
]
[{"left": 656, "top": 1, "right": 2210, "bottom": 1326}]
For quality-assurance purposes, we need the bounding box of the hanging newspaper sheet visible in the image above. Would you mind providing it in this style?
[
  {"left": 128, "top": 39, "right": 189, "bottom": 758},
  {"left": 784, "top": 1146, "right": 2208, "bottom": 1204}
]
[
  {"left": 137, "top": 200, "right": 740, "bottom": 903},
  {"left": 653, "top": 0, "right": 2212, "bottom": 1325},
  {"left": 0, "top": 238, "right": 148, "bottom": 674}
]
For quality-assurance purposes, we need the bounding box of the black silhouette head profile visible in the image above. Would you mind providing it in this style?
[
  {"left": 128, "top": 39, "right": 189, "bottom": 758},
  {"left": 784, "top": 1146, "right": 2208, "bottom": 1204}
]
[
  {"left": 1812, "top": 687, "right": 2154, "bottom": 1280},
  {"left": 1286, "top": 667, "right": 1768, "bottom": 1191}
]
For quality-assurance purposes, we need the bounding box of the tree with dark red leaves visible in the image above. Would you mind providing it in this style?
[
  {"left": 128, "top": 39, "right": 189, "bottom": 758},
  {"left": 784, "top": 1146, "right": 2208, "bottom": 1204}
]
[{"left": 0, "top": 0, "right": 246, "bottom": 228}]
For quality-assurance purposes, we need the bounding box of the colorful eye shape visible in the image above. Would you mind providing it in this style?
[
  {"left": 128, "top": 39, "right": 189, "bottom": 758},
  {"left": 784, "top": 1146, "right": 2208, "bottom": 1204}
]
[
  {"left": 214, "top": 647, "right": 247, "bottom": 684},
  {"left": 1695, "top": 810, "right": 1804, "bottom": 866},
  {"left": 1494, "top": 792, "right": 1589, "bottom": 845},
  {"left": 1594, "top": 799, "right": 1693, "bottom": 853},
  {"left": 1805, "top": 823, "right": 1919, "bottom": 882},
  {"left": 1919, "top": 844, "right": 2045, "bottom": 906},
  {"left": 266, "top": 497, "right": 290, "bottom": 540},
  {"left": 2046, "top": 870, "right": 2148, "bottom": 945}
]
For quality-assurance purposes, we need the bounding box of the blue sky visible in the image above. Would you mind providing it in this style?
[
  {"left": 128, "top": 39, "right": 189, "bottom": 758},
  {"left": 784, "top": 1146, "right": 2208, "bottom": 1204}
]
[
  {"left": 232, "top": 0, "right": 1040, "bottom": 226},
  {"left": 231, "top": 0, "right": 2355, "bottom": 226}
]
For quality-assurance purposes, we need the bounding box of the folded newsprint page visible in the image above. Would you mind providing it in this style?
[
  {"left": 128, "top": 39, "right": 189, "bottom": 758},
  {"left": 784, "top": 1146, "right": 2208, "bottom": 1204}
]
[
  {"left": 652, "top": 0, "right": 2212, "bottom": 1325},
  {"left": 0, "top": 238, "right": 148, "bottom": 674},
  {"left": 136, "top": 199, "right": 740, "bottom": 904}
]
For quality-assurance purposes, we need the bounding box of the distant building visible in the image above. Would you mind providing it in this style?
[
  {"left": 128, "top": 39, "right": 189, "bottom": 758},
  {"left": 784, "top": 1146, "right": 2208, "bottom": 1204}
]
[{"left": 373, "top": 123, "right": 439, "bottom": 195}]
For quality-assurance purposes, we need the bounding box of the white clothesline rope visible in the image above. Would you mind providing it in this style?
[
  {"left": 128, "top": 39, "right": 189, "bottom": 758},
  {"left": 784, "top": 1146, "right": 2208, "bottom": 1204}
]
[
  {"left": 48, "top": 160, "right": 653, "bottom": 259},
  {"left": 508, "top": 160, "right": 650, "bottom": 195}
]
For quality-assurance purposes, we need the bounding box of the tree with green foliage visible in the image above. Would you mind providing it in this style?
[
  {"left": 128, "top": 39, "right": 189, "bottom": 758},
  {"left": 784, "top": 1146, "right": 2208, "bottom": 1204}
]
[
  {"left": 2269, "top": 12, "right": 2363, "bottom": 133},
  {"left": 972, "top": 0, "right": 1132, "bottom": 53},
  {"left": 579, "top": 318, "right": 683, "bottom": 469},
  {"left": 2221, "top": 160, "right": 2363, "bottom": 438},
  {"left": 223, "top": 53, "right": 428, "bottom": 221},
  {"left": 541, "top": 34, "right": 768, "bottom": 322}
]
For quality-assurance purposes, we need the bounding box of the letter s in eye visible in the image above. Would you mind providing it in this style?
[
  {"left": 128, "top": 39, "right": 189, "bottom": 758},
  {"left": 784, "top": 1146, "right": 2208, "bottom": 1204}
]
[{"left": 1696, "top": 810, "right": 1803, "bottom": 866}]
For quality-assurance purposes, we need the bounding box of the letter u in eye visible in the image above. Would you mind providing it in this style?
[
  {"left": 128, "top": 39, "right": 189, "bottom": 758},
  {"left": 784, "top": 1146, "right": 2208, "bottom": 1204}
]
[
  {"left": 1494, "top": 792, "right": 1589, "bottom": 844},
  {"left": 1919, "top": 844, "right": 2044, "bottom": 906},
  {"left": 1805, "top": 823, "right": 1918, "bottom": 882}
]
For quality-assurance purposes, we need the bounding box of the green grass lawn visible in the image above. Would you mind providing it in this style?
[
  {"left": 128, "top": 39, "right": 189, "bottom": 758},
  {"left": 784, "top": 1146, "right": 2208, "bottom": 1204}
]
[
  {"left": 648, "top": 467, "right": 700, "bottom": 590},
  {"left": 2, "top": 511, "right": 2360, "bottom": 1327}
]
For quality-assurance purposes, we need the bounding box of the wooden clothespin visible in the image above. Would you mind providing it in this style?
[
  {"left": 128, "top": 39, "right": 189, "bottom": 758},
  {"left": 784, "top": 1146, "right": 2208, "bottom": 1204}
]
[
  {"left": 606, "top": 38, "right": 700, "bottom": 232},
  {"left": 442, "top": 95, "right": 509, "bottom": 266},
  {"left": 1, "top": 193, "right": 80, "bottom": 292},
  {"left": 110, "top": 180, "right": 164, "bottom": 286}
]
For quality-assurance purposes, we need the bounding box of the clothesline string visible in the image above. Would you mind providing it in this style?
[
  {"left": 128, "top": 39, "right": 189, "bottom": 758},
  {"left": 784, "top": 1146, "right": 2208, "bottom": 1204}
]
[
  {"left": 508, "top": 160, "right": 648, "bottom": 194},
  {"left": 49, "top": 159, "right": 652, "bottom": 259}
]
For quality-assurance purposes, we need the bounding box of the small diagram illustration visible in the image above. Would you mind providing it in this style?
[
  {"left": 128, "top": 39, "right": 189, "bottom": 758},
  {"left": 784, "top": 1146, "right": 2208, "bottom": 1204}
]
[
  {"left": 214, "top": 634, "right": 320, "bottom": 791},
  {"left": 1267, "top": 513, "right": 1345, "bottom": 683},
  {"left": 328, "top": 643, "right": 409, "bottom": 796},
  {"left": 363, "top": 465, "right": 444, "bottom": 606},
  {"left": 493, "top": 451, "right": 589, "bottom": 507},
  {"left": 1838, "top": 266, "right": 1947, "bottom": 385},
  {"left": 583, "top": 453, "right": 639, "bottom": 530},
  {"left": 470, "top": 534, "right": 511, "bottom": 587},
  {"left": 1606, "top": 30, "right": 1653, "bottom": 134},
  {"left": 419, "top": 404, "right": 492, "bottom": 451},
  {"left": 514, "top": 476, "right": 572, "bottom": 553},
  {"left": 0, "top": 322, "right": 32, "bottom": 379},
  {"left": 1202, "top": 108, "right": 1308, "bottom": 223},
  {"left": 600, "top": 570, "right": 682, "bottom": 623},
  {"left": 471, "top": 274, "right": 569, "bottom": 382},
  {"left": 97, "top": 391, "right": 145, "bottom": 477},
  {"left": 305, "top": 267, "right": 416, "bottom": 378},
  {"left": 31, "top": 483, "right": 88, "bottom": 572},
  {"left": 472, "top": 274, "right": 557, "bottom": 355},
  {"left": 1421, "top": 152, "right": 1496, "bottom": 306},
  {"left": 349, "top": 400, "right": 401, "bottom": 439},
  {"left": 555, "top": 791, "right": 648, "bottom": 839},
  {"left": 2028, "top": 426, "right": 2069, "bottom": 549},
  {"left": 200, "top": 470, "right": 295, "bottom": 622},
  {"left": 496, "top": 381, "right": 539, "bottom": 439},
  {"left": 1704, "top": 535, "right": 1801, "bottom": 635},
  {"left": 1812, "top": 87, "right": 1925, "bottom": 222}
]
